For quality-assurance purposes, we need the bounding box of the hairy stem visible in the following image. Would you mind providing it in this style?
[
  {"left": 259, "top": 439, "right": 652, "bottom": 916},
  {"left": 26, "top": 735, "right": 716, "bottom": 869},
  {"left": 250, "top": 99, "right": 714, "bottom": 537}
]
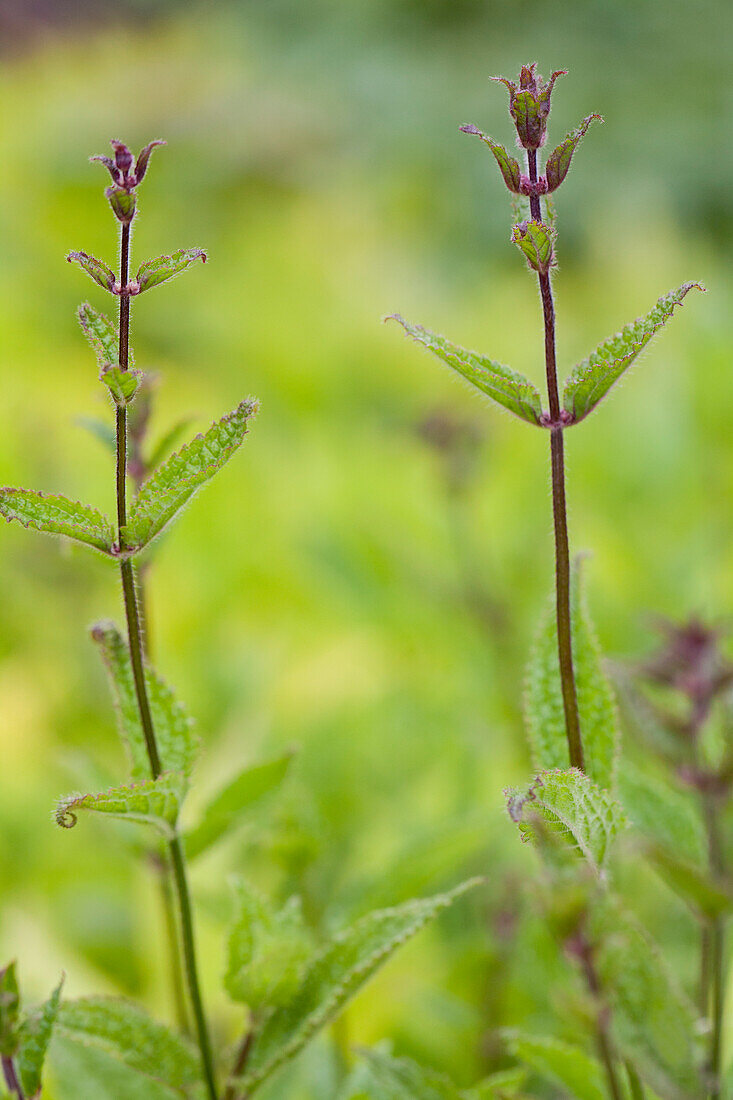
[
  {"left": 527, "top": 149, "right": 584, "bottom": 771},
  {"left": 1, "top": 1057, "right": 25, "bottom": 1100},
  {"left": 115, "top": 222, "right": 219, "bottom": 1100}
]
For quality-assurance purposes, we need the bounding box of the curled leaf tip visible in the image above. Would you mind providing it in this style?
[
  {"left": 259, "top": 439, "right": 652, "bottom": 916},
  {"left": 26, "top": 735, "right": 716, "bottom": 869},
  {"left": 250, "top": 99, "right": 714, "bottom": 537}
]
[{"left": 459, "top": 123, "right": 481, "bottom": 134}]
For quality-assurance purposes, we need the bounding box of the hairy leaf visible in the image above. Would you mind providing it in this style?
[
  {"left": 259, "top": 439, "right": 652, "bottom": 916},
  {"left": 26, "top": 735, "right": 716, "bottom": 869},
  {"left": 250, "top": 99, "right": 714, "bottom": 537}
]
[
  {"left": 122, "top": 399, "right": 259, "bottom": 550},
  {"left": 100, "top": 364, "right": 142, "bottom": 406},
  {"left": 91, "top": 622, "right": 198, "bottom": 780},
  {"left": 525, "top": 561, "right": 620, "bottom": 790},
  {"left": 18, "top": 976, "right": 64, "bottom": 1097},
  {"left": 78, "top": 303, "right": 121, "bottom": 367},
  {"left": 506, "top": 768, "right": 626, "bottom": 873},
  {"left": 0, "top": 489, "right": 115, "bottom": 556},
  {"left": 504, "top": 1032, "right": 605, "bottom": 1100},
  {"left": 545, "top": 115, "right": 602, "bottom": 192},
  {"left": 225, "top": 879, "right": 311, "bottom": 1010},
  {"left": 388, "top": 316, "right": 543, "bottom": 425},
  {"left": 56, "top": 997, "right": 201, "bottom": 1097},
  {"left": 562, "top": 283, "right": 704, "bottom": 424},
  {"left": 55, "top": 773, "right": 186, "bottom": 838},
  {"left": 67, "top": 251, "right": 117, "bottom": 292},
  {"left": 359, "top": 1047, "right": 463, "bottom": 1098},
  {"left": 511, "top": 219, "right": 554, "bottom": 274},
  {"left": 234, "top": 879, "right": 481, "bottom": 1093},
  {"left": 50, "top": 1036, "right": 184, "bottom": 1100},
  {"left": 590, "top": 900, "right": 704, "bottom": 1098},
  {"left": 0, "top": 962, "right": 20, "bottom": 1057},
  {"left": 459, "top": 125, "right": 521, "bottom": 192},
  {"left": 186, "top": 752, "right": 293, "bottom": 859},
  {"left": 135, "top": 248, "right": 206, "bottom": 293}
]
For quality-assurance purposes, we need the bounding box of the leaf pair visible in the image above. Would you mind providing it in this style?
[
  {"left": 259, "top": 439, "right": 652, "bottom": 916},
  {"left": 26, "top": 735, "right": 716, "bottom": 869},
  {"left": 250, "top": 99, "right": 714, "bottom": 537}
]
[
  {"left": 226, "top": 879, "right": 481, "bottom": 1095},
  {"left": 68, "top": 247, "right": 206, "bottom": 296},
  {"left": 0, "top": 961, "right": 63, "bottom": 1098},
  {"left": 0, "top": 399, "right": 258, "bottom": 558},
  {"left": 390, "top": 283, "right": 702, "bottom": 428}
]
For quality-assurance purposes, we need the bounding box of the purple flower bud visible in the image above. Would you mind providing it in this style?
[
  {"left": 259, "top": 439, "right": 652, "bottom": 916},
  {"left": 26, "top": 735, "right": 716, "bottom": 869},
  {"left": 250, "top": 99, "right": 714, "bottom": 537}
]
[
  {"left": 111, "top": 140, "right": 134, "bottom": 179},
  {"left": 134, "top": 139, "right": 166, "bottom": 185},
  {"left": 492, "top": 65, "right": 566, "bottom": 150}
]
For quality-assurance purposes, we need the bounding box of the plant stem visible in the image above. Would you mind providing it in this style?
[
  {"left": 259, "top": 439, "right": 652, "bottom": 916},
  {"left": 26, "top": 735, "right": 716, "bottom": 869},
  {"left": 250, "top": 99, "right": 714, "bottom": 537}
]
[
  {"left": 578, "top": 940, "right": 624, "bottom": 1100},
  {"left": 1, "top": 1057, "right": 25, "bottom": 1100},
  {"left": 703, "top": 797, "right": 725, "bottom": 1100},
  {"left": 527, "top": 149, "right": 584, "bottom": 772},
  {"left": 114, "top": 222, "right": 219, "bottom": 1100},
  {"left": 625, "top": 1060, "right": 646, "bottom": 1100},
  {"left": 223, "top": 1021, "right": 256, "bottom": 1100},
  {"left": 157, "top": 847, "right": 192, "bottom": 1035}
]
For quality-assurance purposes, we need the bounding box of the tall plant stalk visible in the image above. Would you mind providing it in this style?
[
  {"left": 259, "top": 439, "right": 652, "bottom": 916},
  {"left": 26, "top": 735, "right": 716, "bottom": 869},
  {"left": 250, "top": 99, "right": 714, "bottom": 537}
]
[
  {"left": 526, "top": 147, "right": 583, "bottom": 770},
  {"left": 113, "top": 204, "right": 218, "bottom": 1100}
]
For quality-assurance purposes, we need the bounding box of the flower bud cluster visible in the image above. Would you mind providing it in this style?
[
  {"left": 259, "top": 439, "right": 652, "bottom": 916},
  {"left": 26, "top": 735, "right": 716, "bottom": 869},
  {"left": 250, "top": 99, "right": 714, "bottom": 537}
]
[{"left": 91, "top": 139, "right": 166, "bottom": 224}]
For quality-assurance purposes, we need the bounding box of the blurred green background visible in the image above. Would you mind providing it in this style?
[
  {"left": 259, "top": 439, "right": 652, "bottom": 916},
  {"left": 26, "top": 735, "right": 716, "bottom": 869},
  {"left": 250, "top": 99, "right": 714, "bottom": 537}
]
[{"left": 0, "top": 0, "right": 732, "bottom": 1095}]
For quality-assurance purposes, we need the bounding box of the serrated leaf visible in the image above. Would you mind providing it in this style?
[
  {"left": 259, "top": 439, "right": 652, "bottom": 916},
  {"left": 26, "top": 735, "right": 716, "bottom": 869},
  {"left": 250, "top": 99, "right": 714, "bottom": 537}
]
[
  {"left": 17, "top": 976, "right": 63, "bottom": 1097},
  {"left": 506, "top": 768, "right": 626, "bottom": 873},
  {"left": 234, "top": 879, "right": 481, "bottom": 1094},
  {"left": 91, "top": 621, "right": 198, "bottom": 780},
  {"left": 186, "top": 753, "right": 293, "bottom": 859},
  {"left": 359, "top": 1048, "right": 463, "bottom": 1098},
  {"left": 562, "top": 283, "right": 704, "bottom": 424},
  {"left": 590, "top": 899, "right": 704, "bottom": 1099},
  {"left": 388, "top": 316, "right": 543, "bottom": 425},
  {"left": 67, "top": 251, "right": 116, "bottom": 292},
  {"left": 511, "top": 220, "right": 554, "bottom": 274},
  {"left": 0, "top": 488, "right": 115, "bottom": 555},
  {"left": 0, "top": 962, "right": 20, "bottom": 1058},
  {"left": 525, "top": 560, "right": 620, "bottom": 790},
  {"left": 55, "top": 773, "right": 186, "bottom": 838},
  {"left": 100, "top": 364, "right": 142, "bottom": 406},
  {"left": 459, "top": 125, "right": 521, "bottom": 192},
  {"left": 122, "top": 399, "right": 259, "bottom": 551},
  {"left": 55, "top": 997, "right": 202, "bottom": 1097},
  {"left": 503, "top": 1032, "right": 605, "bottom": 1100},
  {"left": 78, "top": 303, "right": 121, "bottom": 368},
  {"left": 545, "top": 115, "right": 602, "bottom": 193},
  {"left": 225, "top": 880, "right": 311, "bottom": 1010},
  {"left": 135, "top": 248, "right": 206, "bottom": 293}
]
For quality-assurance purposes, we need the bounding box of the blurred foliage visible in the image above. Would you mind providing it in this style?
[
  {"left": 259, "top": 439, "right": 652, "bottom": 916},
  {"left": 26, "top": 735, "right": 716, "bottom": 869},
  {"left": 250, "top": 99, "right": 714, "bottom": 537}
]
[{"left": 0, "top": 0, "right": 732, "bottom": 1096}]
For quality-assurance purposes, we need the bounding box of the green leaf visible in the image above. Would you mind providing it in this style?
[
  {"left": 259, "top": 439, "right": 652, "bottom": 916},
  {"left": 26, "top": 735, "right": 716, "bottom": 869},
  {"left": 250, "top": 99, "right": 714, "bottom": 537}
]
[
  {"left": 234, "top": 879, "right": 481, "bottom": 1094},
  {"left": 0, "top": 962, "right": 20, "bottom": 1057},
  {"left": 590, "top": 899, "right": 704, "bottom": 1099},
  {"left": 186, "top": 752, "right": 293, "bottom": 859},
  {"left": 618, "top": 766, "right": 705, "bottom": 865},
  {"left": 388, "top": 316, "right": 544, "bottom": 426},
  {"left": 511, "top": 220, "right": 554, "bottom": 274},
  {"left": 224, "top": 880, "right": 311, "bottom": 1011},
  {"left": 100, "top": 364, "right": 142, "bottom": 407},
  {"left": 50, "top": 1035, "right": 184, "bottom": 1100},
  {"left": 122, "top": 399, "right": 259, "bottom": 551},
  {"left": 17, "top": 976, "right": 64, "bottom": 1097},
  {"left": 67, "top": 251, "right": 117, "bottom": 292},
  {"left": 78, "top": 303, "right": 120, "bottom": 367},
  {"left": 466, "top": 1069, "right": 527, "bottom": 1098},
  {"left": 135, "top": 248, "right": 206, "bottom": 293},
  {"left": 55, "top": 773, "right": 186, "bottom": 838},
  {"left": 55, "top": 997, "right": 202, "bottom": 1097},
  {"left": 0, "top": 488, "right": 115, "bottom": 556},
  {"left": 91, "top": 621, "right": 198, "bottom": 780},
  {"left": 525, "top": 560, "right": 620, "bottom": 790},
  {"left": 506, "top": 768, "right": 626, "bottom": 874},
  {"left": 644, "top": 842, "right": 733, "bottom": 920},
  {"left": 503, "top": 1032, "right": 605, "bottom": 1100},
  {"left": 545, "top": 115, "right": 603, "bottom": 192},
  {"left": 359, "top": 1048, "right": 463, "bottom": 1099},
  {"left": 459, "top": 125, "right": 521, "bottom": 192},
  {"left": 562, "top": 283, "right": 704, "bottom": 424}
]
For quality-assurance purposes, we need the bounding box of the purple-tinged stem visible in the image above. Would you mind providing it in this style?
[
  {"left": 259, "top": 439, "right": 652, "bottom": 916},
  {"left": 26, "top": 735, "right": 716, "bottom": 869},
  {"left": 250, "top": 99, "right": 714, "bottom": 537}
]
[{"left": 527, "top": 149, "right": 584, "bottom": 772}]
